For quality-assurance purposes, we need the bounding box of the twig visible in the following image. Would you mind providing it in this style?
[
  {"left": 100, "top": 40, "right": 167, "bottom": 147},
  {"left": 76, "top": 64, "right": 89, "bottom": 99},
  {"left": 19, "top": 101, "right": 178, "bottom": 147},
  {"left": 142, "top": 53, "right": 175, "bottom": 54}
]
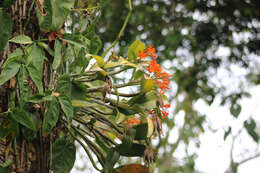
[
  {"left": 238, "top": 152, "right": 260, "bottom": 165},
  {"left": 101, "top": 0, "right": 133, "bottom": 58},
  {"left": 67, "top": 128, "right": 102, "bottom": 172}
]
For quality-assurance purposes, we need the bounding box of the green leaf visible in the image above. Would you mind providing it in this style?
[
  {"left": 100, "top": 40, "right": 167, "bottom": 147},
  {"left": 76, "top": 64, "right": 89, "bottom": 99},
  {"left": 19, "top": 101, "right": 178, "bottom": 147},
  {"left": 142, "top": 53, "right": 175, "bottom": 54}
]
[
  {"left": 92, "top": 55, "right": 105, "bottom": 67},
  {"left": 0, "top": 166, "right": 11, "bottom": 173},
  {"left": 2, "top": 48, "right": 23, "bottom": 69},
  {"left": 17, "top": 65, "right": 30, "bottom": 107},
  {"left": 89, "top": 33, "right": 102, "bottom": 54},
  {"left": 117, "top": 107, "right": 137, "bottom": 116},
  {"left": 115, "top": 111, "right": 126, "bottom": 124},
  {"left": 62, "top": 34, "right": 89, "bottom": 48},
  {"left": 104, "top": 148, "right": 120, "bottom": 172},
  {"left": 58, "top": 95, "right": 73, "bottom": 124},
  {"left": 38, "top": 42, "right": 54, "bottom": 56},
  {"left": 224, "top": 127, "right": 232, "bottom": 140},
  {"left": 26, "top": 44, "right": 45, "bottom": 94},
  {"left": 129, "top": 92, "right": 157, "bottom": 110},
  {"left": 69, "top": 48, "right": 90, "bottom": 74},
  {"left": 55, "top": 74, "right": 72, "bottom": 96},
  {"left": 134, "top": 123, "right": 148, "bottom": 140},
  {"left": 71, "top": 81, "right": 87, "bottom": 100},
  {"left": 115, "top": 141, "right": 146, "bottom": 157},
  {"left": 37, "top": 0, "right": 75, "bottom": 31},
  {"left": 27, "top": 92, "right": 54, "bottom": 103},
  {"left": 128, "top": 40, "right": 145, "bottom": 61},
  {"left": 53, "top": 39, "right": 62, "bottom": 70},
  {"left": 0, "top": 61, "right": 20, "bottom": 85},
  {"left": 0, "top": 117, "right": 19, "bottom": 139},
  {"left": 9, "top": 35, "right": 33, "bottom": 44},
  {"left": 52, "top": 137, "right": 76, "bottom": 173},
  {"left": 11, "top": 108, "right": 36, "bottom": 131},
  {"left": 133, "top": 69, "right": 144, "bottom": 80},
  {"left": 230, "top": 103, "right": 241, "bottom": 118},
  {"left": 104, "top": 57, "right": 138, "bottom": 69},
  {"left": 141, "top": 77, "right": 154, "bottom": 93},
  {"left": 0, "top": 9, "right": 13, "bottom": 51},
  {"left": 22, "top": 113, "right": 41, "bottom": 141},
  {"left": 146, "top": 117, "right": 154, "bottom": 138},
  {"left": 42, "top": 99, "right": 60, "bottom": 134},
  {"left": 244, "top": 119, "right": 259, "bottom": 142}
]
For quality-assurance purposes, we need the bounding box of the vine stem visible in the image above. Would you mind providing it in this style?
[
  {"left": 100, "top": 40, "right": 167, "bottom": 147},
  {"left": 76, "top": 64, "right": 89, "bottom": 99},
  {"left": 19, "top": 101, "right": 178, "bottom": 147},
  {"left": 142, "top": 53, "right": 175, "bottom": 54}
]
[
  {"left": 67, "top": 127, "right": 102, "bottom": 172},
  {"left": 101, "top": 0, "right": 133, "bottom": 58}
]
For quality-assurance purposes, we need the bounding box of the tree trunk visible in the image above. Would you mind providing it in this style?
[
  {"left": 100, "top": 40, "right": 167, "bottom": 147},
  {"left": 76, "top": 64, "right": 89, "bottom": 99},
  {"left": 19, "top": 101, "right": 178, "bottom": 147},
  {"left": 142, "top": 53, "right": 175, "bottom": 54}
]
[{"left": 0, "top": 1, "right": 51, "bottom": 172}]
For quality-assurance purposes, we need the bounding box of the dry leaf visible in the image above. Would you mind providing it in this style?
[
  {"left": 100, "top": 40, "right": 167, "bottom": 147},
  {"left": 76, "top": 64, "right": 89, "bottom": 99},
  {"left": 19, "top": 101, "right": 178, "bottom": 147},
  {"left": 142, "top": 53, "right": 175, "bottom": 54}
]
[
  {"left": 117, "top": 164, "right": 149, "bottom": 173},
  {"left": 9, "top": 77, "right": 16, "bottom": 88}
]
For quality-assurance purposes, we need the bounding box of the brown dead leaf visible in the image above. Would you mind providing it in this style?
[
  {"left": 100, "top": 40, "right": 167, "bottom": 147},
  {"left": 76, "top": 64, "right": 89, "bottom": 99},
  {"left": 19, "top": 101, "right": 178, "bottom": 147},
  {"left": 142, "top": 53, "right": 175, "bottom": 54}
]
[
  {"left": 117, "top": 164, "right": 149, "bottom": 173},
  {"left": 9, "top": 77, "right": 16, "bottom": 88}
]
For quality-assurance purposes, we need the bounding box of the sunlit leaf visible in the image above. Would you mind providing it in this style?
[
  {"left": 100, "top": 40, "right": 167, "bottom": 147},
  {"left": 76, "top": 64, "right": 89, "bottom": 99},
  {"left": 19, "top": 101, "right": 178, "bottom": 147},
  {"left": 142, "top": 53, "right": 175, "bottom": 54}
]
[
  {"left": 9, "top": 35, "right": 33, "bottom": 44},
  {"left": 128, "top": 40, "right": 145, "bottom": 61},
  {"left": 92, "top": 55, "right": 105, "bottom": 67},
  {"left": 146, "top": 117, "right": 154, "bottom": 138},
  {"left": 141, "top": 77, "right": 154, "bottom": 93}
]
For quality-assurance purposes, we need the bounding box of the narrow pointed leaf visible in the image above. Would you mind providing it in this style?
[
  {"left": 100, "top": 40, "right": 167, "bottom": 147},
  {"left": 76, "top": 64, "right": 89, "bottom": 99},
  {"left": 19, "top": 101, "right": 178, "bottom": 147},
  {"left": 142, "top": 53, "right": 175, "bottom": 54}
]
[
  {"left": 58, "top": 95, "right": 73, "bottom": 124},
  {"left": 42, "top": 99, "right": 60, "bottom": 134}
]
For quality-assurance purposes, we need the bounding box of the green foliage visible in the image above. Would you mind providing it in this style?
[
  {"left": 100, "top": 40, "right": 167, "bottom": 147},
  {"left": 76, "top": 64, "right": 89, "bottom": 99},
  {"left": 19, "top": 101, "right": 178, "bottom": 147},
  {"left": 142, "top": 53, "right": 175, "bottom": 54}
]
[
  {"left": 104, "top": 148, "right": 120, "bottom": 172},
  {"left": 37, "top": 0, "right": 75, "bottom": 31},
  {"left": 26, "top": 44, "right": 45, "bottom": 94},
  {"left": 244, "top": 119, "right": 259, "bottom": 142},
  {"left": 0, "top": 9, "right": 12, "bottom": 51},
  {"left": 42, "top": 99, "right": 60, "bottom": 134},
  {"left": 128, "top": 40, "right": 145, "bottom": 61},
  {"left": 9, "top": 35, "right": 33, "bottom": 44},
  {"left": 53, "top": 39, "right": 62, "bottom": 70},
  {"left": 58, "top": 94, "right": 73, "bottom": 124},
  {"left": 10, "top": 108, "right": 36, "bottom": 131},
  {"left": 0, "top": 61, "right": 20, "bottom": 85},
  {"left": 52, "top": 136, "right": 76, "bottom": 173}
]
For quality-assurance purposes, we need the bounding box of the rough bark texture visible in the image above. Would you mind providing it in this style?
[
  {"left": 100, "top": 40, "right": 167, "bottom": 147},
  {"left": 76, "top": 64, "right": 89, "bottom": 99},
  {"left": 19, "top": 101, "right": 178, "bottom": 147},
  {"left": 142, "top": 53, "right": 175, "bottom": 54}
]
[{"left": 0, "top": 1, "right": 51, "bottom": 172}]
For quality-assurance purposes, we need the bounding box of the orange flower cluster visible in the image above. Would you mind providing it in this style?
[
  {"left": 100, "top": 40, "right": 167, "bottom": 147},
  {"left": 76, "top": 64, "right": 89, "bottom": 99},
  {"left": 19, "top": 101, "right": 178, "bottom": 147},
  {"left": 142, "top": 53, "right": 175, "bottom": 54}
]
[
  {"left": 138, "top": 45, "right": 170, "bottom": 94},
  {"left": 147, "top": 103, "right": 171, "bottom": 119},
  {"left": 124, "top": 117, "right": 141, "bottom": 127},
  {"left": 139, "top": 45, "right": 171, "bottom": 119}
]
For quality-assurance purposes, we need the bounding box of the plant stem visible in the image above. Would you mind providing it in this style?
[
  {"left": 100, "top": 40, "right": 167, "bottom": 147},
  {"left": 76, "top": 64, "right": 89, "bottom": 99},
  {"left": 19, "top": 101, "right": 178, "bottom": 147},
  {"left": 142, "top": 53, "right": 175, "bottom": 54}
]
[
  {"left": 67, "top": 127, "right": 102, "bottom": 172},
  {"left": 101, "top": 0, "right": 133, "bottom": 58}
]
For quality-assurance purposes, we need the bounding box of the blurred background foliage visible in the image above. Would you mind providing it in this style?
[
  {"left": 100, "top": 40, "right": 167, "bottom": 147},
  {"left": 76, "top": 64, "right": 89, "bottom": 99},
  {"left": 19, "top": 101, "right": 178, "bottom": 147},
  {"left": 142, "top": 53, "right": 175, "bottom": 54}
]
[{"left": 89, "top": 0, "right": 260, "bottom": 172}]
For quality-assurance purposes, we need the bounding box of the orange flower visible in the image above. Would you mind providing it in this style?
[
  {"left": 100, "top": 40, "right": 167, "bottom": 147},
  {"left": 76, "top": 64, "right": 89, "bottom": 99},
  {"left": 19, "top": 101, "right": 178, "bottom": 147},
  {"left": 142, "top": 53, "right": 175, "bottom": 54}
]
[
  {"left": 161, "top": 111, "right": 169, "bottom": 116},
  {"left": 138, "top": 50, "right": 147, "bottom": 58},
  {"left": 147, "top": 45, "right": 156, "bottom": 54},
  {"left": 124, "top": 117, "right": 141, "bottom": 127},
  {"left": 163, "top": 104, "right": 171, "bottom": 108}
]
